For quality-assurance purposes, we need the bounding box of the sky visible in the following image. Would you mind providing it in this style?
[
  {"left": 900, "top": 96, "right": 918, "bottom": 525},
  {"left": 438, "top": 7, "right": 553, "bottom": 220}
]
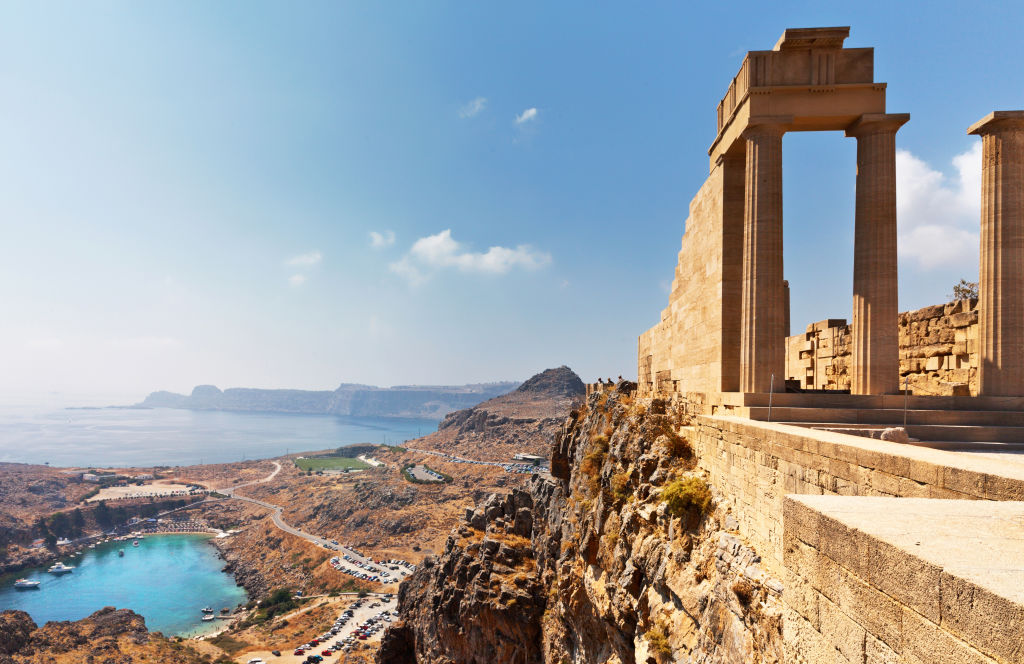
[{"left": 1, "top": 1, "right": 1021, "bottom": 401}]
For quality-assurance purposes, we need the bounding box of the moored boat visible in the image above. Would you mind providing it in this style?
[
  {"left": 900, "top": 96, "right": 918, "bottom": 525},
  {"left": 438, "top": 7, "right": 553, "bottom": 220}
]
[
  {"left": 201, "top": 614, "right": 215, "bottom": 622},
  {"left": 118, "top": 549, "right": 125, "bottom": 557},
  {"left": 14, "top": 578, "right": 40, "bottom": 589},
  {"left": 47, "top": 562, "right": 75, "bottom": 575},
  {"left": 201, "top": 606, "right": 214, "bottom": 613}
]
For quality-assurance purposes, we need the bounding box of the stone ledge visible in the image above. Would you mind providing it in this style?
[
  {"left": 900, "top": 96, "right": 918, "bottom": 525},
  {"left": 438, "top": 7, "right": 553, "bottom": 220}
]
[{"left": 784, "top": 495, "right": 1024, "bottom": 663}]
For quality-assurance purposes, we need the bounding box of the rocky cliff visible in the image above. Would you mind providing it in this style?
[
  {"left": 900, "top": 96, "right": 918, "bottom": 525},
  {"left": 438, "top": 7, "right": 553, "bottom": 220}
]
[
  {"left": 138, "top": 381, "right": 519, "bottom": 419},
  {"left": 378, "top": 386, "right": 783, "bottom": 663},
  {"left": 0, "top": 607, "right": 207, "bottom": 664}
]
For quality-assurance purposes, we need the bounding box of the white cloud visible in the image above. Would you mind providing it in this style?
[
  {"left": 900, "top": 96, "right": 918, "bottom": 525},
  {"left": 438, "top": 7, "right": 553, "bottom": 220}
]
[
  {"left": 288, "top": 274, "right": 307, "bottom": 287},
  {"left": 369, "top": 230, "right": 396, "bottom": 248},
  {"left": 515, "top": 107, "right": 538, "bottom": 125},
  {"left": 285, "top": 250, "right": 322, "bottom": 267},
  {"left": 897, "top": 143, "right": 980, "bottom": 271},
  {"left": 25, "top": 338, "right": 64, "bottom": 351},
  {"left": 389, "top": 229, "right": 551, "bottom": 285},
  {"left": 459, "top": 97, "right": 487, "bottom": 119}
]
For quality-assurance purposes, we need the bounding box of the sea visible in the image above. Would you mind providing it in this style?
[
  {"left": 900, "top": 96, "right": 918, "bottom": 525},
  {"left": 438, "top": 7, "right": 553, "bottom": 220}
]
[
  {"left": 0, "top": 402, "right": 438, "bottom": 468},
  {"left": 0, "top": 400, "right": 438, "bottom": 631},
  {"left": 0, "top": 535, "right": 248, "bottom": 636}
]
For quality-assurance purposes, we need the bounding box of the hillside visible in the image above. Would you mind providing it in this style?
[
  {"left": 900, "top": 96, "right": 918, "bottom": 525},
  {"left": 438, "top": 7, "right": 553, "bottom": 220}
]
[
  {"left": 0, "top": 607, "right": 208, "bottom": 664},
  {"left": 410, "top": 366, "right": 585, "bottom": 461},
  {"left": 137, "top": 380, "right": 519, "bottom": 419}
]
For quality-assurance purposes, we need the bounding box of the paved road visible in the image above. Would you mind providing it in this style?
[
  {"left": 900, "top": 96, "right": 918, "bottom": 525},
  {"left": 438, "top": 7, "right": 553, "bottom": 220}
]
[{"left": 218, "top": 461, "right": 408, "bottom": 582}]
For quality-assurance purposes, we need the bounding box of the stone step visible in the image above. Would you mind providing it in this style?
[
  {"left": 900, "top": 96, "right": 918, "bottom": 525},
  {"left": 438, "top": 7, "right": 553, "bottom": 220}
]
[
  {"left": 745, "top": 406, "right": 1024, "bottom": 427},
  {"left": 792, "top": 421, "right": 1024, "bottom": 443},
  {"left": 720, "top": 391, "right": 1024, "bottom": 411}
]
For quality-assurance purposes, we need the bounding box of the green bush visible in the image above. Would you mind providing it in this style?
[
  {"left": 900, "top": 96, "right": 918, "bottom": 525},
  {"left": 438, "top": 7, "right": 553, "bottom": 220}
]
[
  {"left": 661, "top": 477, "right": 712, "bottom": 519},
  {"left": 646, "top": 623, "right": 672, "bottom": 658},
  {"left": 610, "top": 471, "right": 631, "bottom": 502}
]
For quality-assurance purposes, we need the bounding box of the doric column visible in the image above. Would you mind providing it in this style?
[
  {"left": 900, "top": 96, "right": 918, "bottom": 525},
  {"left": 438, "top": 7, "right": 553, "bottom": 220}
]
[
  {"left": 846, "top": 113, "right": 909, "bottom": 395},
  {"left": 969, "top": 111, "right": 1024, "bottom": 396},
  {"left": 739, "top": 123, "right": 785, "bottom": 393}
]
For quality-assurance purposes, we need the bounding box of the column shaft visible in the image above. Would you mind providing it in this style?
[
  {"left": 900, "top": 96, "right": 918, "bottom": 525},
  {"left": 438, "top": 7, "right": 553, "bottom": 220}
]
[
  {"left": 974, "top": 119, "right": 1024, "bottom": 396},
  {"left": 739, "top": 126, "right": 785, "bottom": 393},
  {"left": 847, "top": 116, "right": 906, "bottom": 395}
]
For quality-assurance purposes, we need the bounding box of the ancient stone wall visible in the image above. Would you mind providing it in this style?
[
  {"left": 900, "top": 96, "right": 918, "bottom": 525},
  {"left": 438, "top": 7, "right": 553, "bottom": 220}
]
[
  {"left": 692, "top": 414, "right": 1024, "bottom": 575},
  {"left": 785, "top": 299, "right": 980, "bottom": 396},
  {"left": 639, "top": 161, "right": 741, "bottom": 396}
]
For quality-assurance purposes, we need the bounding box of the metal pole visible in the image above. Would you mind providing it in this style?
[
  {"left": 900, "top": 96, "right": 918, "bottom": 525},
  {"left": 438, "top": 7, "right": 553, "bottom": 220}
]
[
  {"left": 903, "top": 375, "right": 909, "bottom": 428},
  {"left": 768, "top": 374, "right": 775, "bottom": 423}
]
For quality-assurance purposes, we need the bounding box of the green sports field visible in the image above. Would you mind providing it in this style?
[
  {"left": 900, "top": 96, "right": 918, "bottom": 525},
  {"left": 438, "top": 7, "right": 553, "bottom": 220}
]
[{"left": 293, "top": 456, "right": 371, "bottom": 472}]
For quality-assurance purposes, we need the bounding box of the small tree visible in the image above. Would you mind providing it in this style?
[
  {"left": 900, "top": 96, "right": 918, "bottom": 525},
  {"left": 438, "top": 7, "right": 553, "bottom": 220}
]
[{"left": 949, "top": 279, "right": 979, "bottom": 301}]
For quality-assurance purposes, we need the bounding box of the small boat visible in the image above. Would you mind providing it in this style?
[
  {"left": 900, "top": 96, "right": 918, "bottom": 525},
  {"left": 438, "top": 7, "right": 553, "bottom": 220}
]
[
  {"left": 118, "top": 549, "right": 125, "bottom": 557},
  {"left": 201, "top": 606, "right": 214, "bottom": 614},
  {"left": 201, "top": 614, "right": 216, "bottom": 622},
  {"left": 47, "top": 562, "right": 75, "bottom": 575},
  {"left": 14, "top": 579, "right": 40, "bottom": 589},
  {"left": 132, "top": 540, "right": 140, "bottom": 547}
]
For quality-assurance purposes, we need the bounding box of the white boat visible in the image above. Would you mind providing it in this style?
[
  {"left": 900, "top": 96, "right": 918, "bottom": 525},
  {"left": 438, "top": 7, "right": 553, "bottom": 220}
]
[
  {"left": 14, "top": 578, "right": 40, "bottom": 589},
  {"left": 201, "top": 614, "right": 216, "bottom": 622},
  {"left": 47, "top": 562, "right": 75, "bottom": 574},
  {"left": 132, "top": 540, "right": 140, "bottom": 547},
  {"left": 201, "top": 606, "right": 214, "bottom": 613},
  {"left": 56, "top": 538, "right": 71, "bottom": 546}
]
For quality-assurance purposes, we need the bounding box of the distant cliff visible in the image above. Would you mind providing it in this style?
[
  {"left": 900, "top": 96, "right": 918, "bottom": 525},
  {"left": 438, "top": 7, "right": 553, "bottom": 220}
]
[{"left": 137, "top": 381, "right": 519, "bottom": 419}]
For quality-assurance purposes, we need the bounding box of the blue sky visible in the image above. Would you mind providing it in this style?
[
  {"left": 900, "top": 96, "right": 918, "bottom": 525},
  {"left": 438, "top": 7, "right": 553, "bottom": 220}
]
[{"left": 1, "top": 1, "right": 1021, "bottom": 399}]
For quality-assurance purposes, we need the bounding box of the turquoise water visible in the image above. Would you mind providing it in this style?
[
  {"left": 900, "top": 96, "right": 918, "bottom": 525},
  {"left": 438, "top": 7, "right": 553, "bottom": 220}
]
[
  {"left": 0, "top": 406, "right": 437, "bottom": 467},
  {"left": 0, "top": 535, "right": 248, "bottom": 636}
]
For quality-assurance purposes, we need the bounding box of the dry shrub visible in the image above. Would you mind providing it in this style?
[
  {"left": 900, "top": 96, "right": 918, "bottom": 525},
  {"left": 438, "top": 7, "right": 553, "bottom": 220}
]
[
  {"left": 646, "top": 622, "right": 672, "bottom": 659},
  {"left": 732, "top": 578, "right": 756, "bottom": 608},
  {"left": 610, "top": 471, "right": 631, "bottom": 502},
  {"left": 662, "top": 477, "right": 713, "bottom": 519}
]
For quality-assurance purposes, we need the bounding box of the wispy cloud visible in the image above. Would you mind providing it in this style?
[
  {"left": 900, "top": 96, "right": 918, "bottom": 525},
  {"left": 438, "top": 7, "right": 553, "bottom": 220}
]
[
  {"left": 288, "top": 274, "right": 307, "bottom": 287},
  {"left": 285, "top": 250, "right": 323, "bottom": 267},
  {"left": 108, "top": 336, "right": 182, "bottom": 351},
  {"left": 515, "top": 107, "right": 538, "bottom": 125},
  {"left": 369, "top": 230, "right": 396, "bottom": 249},
  {"left": 897, "top": 143, "right": 981, "bottom": 271},
  {"left": 389, "top": 229, "right": 551, "bottom": 285},
  {"left": 459, "top": 97, "right": 487, "bottom": 119}
]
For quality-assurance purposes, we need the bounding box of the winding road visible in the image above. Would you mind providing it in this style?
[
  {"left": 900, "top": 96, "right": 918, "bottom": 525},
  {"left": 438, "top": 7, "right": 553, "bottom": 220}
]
[{"left": 216, "top": 461, "right": 409, "bottom": 582}]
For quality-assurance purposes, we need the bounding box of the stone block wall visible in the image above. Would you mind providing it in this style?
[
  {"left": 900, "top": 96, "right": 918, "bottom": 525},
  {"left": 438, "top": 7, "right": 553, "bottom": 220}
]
[
  {"left": 692, "top": 414, "right": 1024, "bottom": 575},
  {"left": 785, "top": 299, "right": 980, "bottom": 396},
  {"left": 783, "top": 496, "right": 1024, "bottom": 664}
]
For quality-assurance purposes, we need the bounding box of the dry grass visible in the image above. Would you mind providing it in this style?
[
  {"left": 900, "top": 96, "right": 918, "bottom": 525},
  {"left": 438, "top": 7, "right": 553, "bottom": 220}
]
[{"left": 662, "top": 477, "right": 712, "bottom": 520}]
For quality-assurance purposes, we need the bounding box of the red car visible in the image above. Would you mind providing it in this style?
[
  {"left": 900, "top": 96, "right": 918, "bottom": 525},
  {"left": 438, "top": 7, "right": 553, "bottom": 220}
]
[
  {"left": 322, "top": 650, "right": 333, "bottom": 656},
  {"left": 310, "top": 639, "right": 319, "bottom": 646},
  {"left": 294, "top": 649, "right": 305, "bottom": 656}
]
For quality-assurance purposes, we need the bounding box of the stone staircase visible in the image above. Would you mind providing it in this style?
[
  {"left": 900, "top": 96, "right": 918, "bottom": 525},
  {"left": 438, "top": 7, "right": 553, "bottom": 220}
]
[{"left": 714, "top": 392, "right": 1024, "bottom": 450}]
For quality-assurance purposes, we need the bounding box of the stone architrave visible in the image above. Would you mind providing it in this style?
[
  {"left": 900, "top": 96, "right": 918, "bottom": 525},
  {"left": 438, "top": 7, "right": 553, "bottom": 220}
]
[
  {"left": 969, "top": 111, "right": 1024, "bottom": 396},
  {"left": 740, "top": 121, "right": 786, "bottom": 393},
  {"left": 846, "top": 113, "right": 909, "bottom": 395}
]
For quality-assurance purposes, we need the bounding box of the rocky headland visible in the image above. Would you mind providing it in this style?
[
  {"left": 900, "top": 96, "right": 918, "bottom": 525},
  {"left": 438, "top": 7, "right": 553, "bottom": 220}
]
[
  {"left": 0, "top": 607, "right": 208, "bottom": 664},
  {"left": 137, "top": 380, "right": 520, "bottom": 419}
]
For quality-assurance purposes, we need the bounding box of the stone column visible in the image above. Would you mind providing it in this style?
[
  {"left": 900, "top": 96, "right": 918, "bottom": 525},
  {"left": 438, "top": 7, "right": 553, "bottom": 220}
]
[
  {"left": 846, "top": 113, "right": 909, "bottom": 395},
  {"left": 969, "top": 111, "right": 1024, "bottom": 396},
  {"left": 740, "top": 123, "right": 785, "bottom": 393}
]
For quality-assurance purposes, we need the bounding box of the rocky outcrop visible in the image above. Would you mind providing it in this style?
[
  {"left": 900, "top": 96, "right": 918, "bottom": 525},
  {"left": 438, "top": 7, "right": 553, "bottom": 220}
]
[
  {"left": 380, "top": 388, "right": 784, "bottom": 663},
  {"left": 0, "top": 607, "right": 206, "bottom": 664}
]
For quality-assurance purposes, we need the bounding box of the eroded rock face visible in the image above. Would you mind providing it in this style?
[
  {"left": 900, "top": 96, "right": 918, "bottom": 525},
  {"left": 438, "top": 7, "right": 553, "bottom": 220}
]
[
  {"left": 380, "top": 390, "right": 784, "bottom": 664},
  {"left": 0, "top": 611, "right": 35, "bottom": 655}
]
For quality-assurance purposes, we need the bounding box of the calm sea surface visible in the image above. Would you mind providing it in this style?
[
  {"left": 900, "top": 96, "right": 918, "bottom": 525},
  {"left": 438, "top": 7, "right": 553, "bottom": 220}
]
[
  {"left": 0, "top": 406, "right": 438, "bottom": 467},
  {"left": 0, "top": 535, "right": 248, "bottom": 636}
]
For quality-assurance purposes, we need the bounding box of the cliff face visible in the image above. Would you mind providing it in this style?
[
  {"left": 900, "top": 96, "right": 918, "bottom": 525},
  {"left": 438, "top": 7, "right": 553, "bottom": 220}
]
[
  {"left": 139, "top": 381, "right": 519, "bottom": 419},
  {"left": 379, "top": 387, "right": 784, "bottom": 664}
]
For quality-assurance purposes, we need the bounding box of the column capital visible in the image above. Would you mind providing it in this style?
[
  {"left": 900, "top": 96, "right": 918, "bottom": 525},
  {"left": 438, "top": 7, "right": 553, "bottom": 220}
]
[
  {"left": 968, "top": 110, "right": 1024, "bottom": 136},
  {"left": 742, "top": 116, "right": 791, "bottom": 139},
  {"left": 845, "top": 113, "right": 910, "bottom": 138}
]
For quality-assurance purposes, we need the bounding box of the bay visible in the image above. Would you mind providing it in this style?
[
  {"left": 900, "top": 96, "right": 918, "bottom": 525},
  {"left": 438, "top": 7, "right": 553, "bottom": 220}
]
[
  {"left": 0, "top": 535, "right": 248, "bottom": 637},
  {"left": 0, "top": 406, "right": 437, "bottom": 467}
]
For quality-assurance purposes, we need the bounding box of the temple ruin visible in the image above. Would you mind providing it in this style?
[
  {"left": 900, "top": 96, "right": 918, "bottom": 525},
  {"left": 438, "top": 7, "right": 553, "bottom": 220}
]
[{"left": 638, "top": 27, "right": 1024, "bottom": 404}]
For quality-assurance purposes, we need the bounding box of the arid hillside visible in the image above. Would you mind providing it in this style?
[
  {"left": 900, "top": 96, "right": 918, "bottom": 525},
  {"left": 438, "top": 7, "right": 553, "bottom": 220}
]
[
  {"left": 0, "top": 607, "right": 209, "bottom": 664},
  {"left": 411, "top": 366, "right": 585, "bottom": 461}
]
